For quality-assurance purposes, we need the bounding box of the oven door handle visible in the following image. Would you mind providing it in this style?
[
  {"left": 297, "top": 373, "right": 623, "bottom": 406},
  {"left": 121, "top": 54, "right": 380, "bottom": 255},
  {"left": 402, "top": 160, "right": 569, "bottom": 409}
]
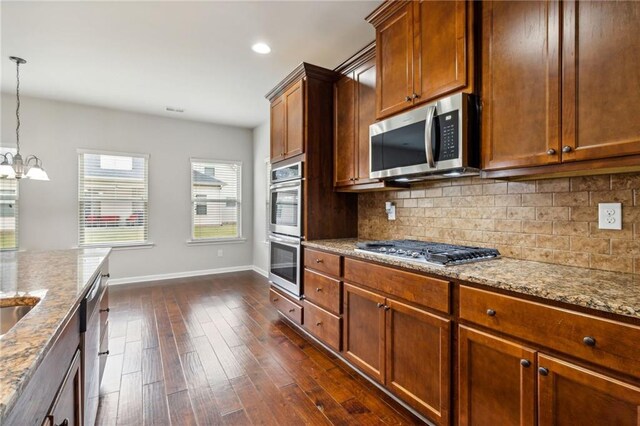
[
  {"left": 270, "top": 180, "right": 302, "bottom": 190},
  {"left": 424, "top": 105, "right": 437, "bottom": 169},
  {"left": 269, "top": 234, "right": 300, "bottom": 246}
]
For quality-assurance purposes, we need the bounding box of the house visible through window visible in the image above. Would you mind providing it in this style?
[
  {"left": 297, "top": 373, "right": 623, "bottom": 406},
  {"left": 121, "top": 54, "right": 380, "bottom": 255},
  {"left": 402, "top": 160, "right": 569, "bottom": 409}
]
[
  {"left": 191, "top": 159, "right": 241, "bottom": 240},
  {"left": 0, "top": 148, "right": 18, "bottom": 251},
  {"left": 78, "top": 150, "right": 149, "bottom": 246}
]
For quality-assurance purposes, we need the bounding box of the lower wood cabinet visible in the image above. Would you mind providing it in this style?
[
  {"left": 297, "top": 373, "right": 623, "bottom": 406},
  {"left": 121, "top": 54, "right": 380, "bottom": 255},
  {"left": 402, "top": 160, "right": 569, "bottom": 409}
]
[
  {"left": 343, "top": 282, "right": 451, "bottom": 424},
  {"left": 538, "top": 354, "right": 640, "bottom": 426},
  {"left": 302, "top": 300, "right": 341, "bottom": 352},
  {"left": 43, "top": 349, "right": 83, "bottom": 426},
  {"left": 458, "top": 325, "right": 536, "bottom": 426}
]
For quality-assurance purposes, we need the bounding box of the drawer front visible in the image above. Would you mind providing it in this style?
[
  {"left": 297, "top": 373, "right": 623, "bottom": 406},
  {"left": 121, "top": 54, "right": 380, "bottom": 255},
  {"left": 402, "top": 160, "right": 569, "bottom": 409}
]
[
  {"left": 304, "top": 248, "right": 342, "bottom": 277},
  {"left": 344, "top": 257, "right": 450, "bottom": 314},
  {"left": 303, "top": 300, "right": 342, "bottom": 351},
  {"left": 304, "top": 269, "right": 342, "bottom": 314},
  {"left": 269, "top": 288, "right": 303, "bottom": 325},
  {"left": 459, "top": 285, "right": 640, "bottom": 377},
  {"left": 99, "top": 287, "right": 109, "bottom": 343}
]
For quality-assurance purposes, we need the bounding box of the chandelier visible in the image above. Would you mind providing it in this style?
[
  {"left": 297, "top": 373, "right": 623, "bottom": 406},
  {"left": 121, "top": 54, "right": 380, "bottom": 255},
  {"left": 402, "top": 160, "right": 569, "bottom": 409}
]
[{"left": 0, "top": 56, "right": 49, "bottom": 180}]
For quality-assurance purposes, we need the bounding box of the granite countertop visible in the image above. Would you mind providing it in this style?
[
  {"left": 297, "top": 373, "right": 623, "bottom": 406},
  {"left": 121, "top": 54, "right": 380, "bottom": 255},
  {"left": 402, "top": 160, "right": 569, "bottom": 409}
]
[
  {"left": 303, "top": 239, "right": 640, "bottom": 320},
  {"left": 0, "top": 248, "right": 111, "bottom": 421}
]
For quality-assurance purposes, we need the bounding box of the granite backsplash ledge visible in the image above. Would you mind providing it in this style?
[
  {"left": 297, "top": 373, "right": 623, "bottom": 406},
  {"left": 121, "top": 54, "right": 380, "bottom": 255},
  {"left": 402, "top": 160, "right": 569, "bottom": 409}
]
[{"left": 358, "top": 173, "right": 640, "bottom": 274}]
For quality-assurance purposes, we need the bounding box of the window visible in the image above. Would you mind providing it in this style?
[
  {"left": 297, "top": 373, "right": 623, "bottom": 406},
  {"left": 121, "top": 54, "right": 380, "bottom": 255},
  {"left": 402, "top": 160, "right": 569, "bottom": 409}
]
[
  {"left": 0, "top": 148, "right": 18, "bottom": 251},
  {"left": 78, "top": 150, "right": 149, "bottom": 246},
  {"left": 191, "top": 159, "right": 241, "bottom": 241}
]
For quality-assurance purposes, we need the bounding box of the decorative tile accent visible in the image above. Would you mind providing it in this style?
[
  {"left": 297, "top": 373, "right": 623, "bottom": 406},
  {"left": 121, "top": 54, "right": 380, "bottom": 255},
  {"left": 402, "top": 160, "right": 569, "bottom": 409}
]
[{"left": 358, "top": 173, "right": 640, "bottom": 274}]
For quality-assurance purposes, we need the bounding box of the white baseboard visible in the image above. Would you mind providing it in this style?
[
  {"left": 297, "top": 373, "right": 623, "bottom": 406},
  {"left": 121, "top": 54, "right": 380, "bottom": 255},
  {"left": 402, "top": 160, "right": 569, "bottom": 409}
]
[
  {"left": 108, "top": 265, "right": 256, "bottom": 286},
  {"left": 252, "top": 266, "right": 268, "bottom": 277}
]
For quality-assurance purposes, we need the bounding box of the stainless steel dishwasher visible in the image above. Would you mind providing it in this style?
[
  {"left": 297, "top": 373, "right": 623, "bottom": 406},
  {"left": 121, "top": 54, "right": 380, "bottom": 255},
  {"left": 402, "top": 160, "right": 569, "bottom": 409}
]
[{"left": 80, "top": 271, "right": 108, "bottom": 426}]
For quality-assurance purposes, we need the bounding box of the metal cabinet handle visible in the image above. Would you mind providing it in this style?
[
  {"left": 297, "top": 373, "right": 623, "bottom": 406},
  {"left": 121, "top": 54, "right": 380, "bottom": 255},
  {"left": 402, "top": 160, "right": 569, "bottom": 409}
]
[
  {"left": 288, "top": 308, "right": 295, "bottom": 313},
  {"left": 405, "top": 96, "right": 411, "bottom": 102},
  {"left": 316, "top": 321, "right": 322, "bottom": 326},
  {"left": 377, "top": 303, "right": 384, "bottom": 308},
  {"left": 583, "top": 336, "right": 596, "bottom": 347},
  {"left": 411, "top": 93, "right": 419, "bottom": 99},
  {"left": 272, "top": 298, "right": 279, "bottom": 302},
  {"left": 547, "top": 148, "right": 556, "bottom": 155},
  {"left": 56, "top": 419, "right": 69, "bottom": 426},
  {"left": 538, "top": 367, "right": 549, "bottom": 376},
  {"left": 520, "top": 359, "right": 531, "bottom": 368},
  {"left": 486, "top": 309, "right": 496, "bottom": 317},
  {"left": 101, "top": 273, "right": 110, "bottom": 278},
  {"left": 562, "top": 145, "right": 572, "bottom": 153},
  {"left": 98, "top": 350, "right": 110, "bottom": 356},
  {"left": 316, "top": 287, "right": 322, "bottom": 292},
  {"left": 315, "top": 259, "right": 323, "bottom": 264},
  {"left": 384, "top": 305, "right": 391, "bottom": 311},
  {"left": 100, "top": 308, "right": 110, "bottom": 313}
]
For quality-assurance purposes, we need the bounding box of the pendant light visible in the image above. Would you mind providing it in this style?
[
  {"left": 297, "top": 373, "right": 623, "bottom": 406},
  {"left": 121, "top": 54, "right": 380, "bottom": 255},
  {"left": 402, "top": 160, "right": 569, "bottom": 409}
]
[{"left": 0, "top": 56, "right": 49, "bottom": 181}]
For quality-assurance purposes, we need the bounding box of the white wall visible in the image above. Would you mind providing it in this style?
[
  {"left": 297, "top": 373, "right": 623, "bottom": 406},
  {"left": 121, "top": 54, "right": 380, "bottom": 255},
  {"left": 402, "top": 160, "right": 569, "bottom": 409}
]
[
  {"left": 252, "top": 120, "right": 270, "bottom": 275},
  {"left": 1, "top": 94, "right": 254, "bottom": 281}
]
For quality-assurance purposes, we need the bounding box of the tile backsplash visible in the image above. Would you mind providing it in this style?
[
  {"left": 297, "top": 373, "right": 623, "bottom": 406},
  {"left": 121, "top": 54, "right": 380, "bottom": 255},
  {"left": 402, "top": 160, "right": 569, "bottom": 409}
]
[{"left": 358, "top": 174, "right": 640, "bottom": 274}]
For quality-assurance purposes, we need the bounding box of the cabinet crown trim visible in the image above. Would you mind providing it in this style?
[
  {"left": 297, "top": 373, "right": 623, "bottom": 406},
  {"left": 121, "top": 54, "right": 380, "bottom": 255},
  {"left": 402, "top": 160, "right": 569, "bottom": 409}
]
[
  {"left": 265, "top": 62, "right": 338, "bottom": 101},
  {"left": 334, "top": 41, "right": 376, "bottom": 75},
  {"left": 365, "top": 1, "right": 409, "bottom": 27}
]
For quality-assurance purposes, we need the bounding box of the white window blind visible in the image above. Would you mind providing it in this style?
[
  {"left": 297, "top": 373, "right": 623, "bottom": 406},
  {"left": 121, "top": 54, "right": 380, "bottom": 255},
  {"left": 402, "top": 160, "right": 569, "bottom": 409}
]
[
  {"left": 78, "top": 151, "right": 149, "bottom": 246},
  {"left": 191, "top": 159, "right": 241, "bottom": 240},
  {"left": 0, "top": 148, "right": 18, "bottom": 251}
]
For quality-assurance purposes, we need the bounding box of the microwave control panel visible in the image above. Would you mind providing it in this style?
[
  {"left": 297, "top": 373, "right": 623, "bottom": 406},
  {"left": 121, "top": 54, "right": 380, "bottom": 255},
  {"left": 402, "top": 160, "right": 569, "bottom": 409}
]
[{"left": 434, "top": 110, "right": 459, "bottom": 161}]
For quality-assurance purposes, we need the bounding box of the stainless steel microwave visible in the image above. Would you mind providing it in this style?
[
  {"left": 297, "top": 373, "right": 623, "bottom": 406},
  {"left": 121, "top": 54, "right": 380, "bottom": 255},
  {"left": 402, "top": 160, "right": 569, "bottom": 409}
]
[{"left": 369, "top": 93, "right": 480, "bottom": 180}]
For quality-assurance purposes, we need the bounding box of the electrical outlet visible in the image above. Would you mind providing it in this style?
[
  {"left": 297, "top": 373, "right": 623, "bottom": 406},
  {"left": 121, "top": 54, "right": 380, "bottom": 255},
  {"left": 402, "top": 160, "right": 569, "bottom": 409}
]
[
  {"left": 598, "top": 203, "right": 622, "bottom": 230},
  {"left": 217, "top": 249, "right": 224, "bottom": 257},
  {"left": 385, "top": 201, "right": 396, "bottom": 221}
]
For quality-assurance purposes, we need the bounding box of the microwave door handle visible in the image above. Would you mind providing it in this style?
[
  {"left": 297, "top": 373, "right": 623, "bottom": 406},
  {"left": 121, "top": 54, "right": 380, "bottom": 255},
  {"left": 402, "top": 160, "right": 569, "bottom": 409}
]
[{"left": 424, "top": 105, "right": 437, "bottom": 169}]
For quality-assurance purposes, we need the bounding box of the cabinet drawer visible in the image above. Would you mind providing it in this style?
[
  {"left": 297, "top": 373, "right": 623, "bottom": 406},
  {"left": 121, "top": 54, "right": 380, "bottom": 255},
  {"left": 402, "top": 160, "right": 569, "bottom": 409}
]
[
  {"left": 303, "top": 301, "right": 341, "bottom": 351},
  {"left": 304, "top": 269, "right": 342, "bottom": 314},
  {"left": 304, "top": 248, "right": 341, "bottom": 277},
  {"left": 344, "top": 257, "right": 450, "bottom": 314},
  {"left": 459, "top": 285, "right": 640, "bottom": 377},
  {"left": 269, "top": 288, "right": 303, "bottom": 326}
]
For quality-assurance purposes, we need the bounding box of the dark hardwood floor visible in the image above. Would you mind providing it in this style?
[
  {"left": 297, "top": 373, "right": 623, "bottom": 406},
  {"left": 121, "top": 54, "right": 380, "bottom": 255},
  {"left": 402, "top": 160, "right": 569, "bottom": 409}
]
[{"left": 96, "top": 271, "right": 422, "bottom": 425}]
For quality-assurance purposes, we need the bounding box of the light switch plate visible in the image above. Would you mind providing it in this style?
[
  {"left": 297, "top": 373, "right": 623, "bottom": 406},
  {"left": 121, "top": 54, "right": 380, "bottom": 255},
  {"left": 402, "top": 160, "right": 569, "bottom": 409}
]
[{"left": 598, "top": 203, "right": 622, "bottom": 230}]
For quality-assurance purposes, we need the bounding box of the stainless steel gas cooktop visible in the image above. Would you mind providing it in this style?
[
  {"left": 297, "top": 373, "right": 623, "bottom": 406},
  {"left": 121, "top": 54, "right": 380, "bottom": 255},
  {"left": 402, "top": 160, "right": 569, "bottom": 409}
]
[{"left": 355, "top": 240, "right": 500, "bottom": 267}]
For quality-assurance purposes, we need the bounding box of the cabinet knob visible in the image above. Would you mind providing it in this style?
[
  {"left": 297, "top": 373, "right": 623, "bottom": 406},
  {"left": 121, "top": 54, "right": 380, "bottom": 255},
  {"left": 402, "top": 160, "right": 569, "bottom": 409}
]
[
  {"left": 98, "top": 350, "right": 110, "bottom": 356},
  {"left": 316, "top": 321, "right": 322, "bottom": 327},
  {"left": 377, "top": 302, "right": 384, "bottom": 308},
  {"left": 315, "top": 259, "right": 323, "bottom": 264},
  {"left": 583, "top": 336, "right": 596, "bottom": 347},
  {"left": 520, "top": 359, "right": 531, "bottom": 368},
  {"left": 562, "top": 145, "right": 572, "bottom": 153},
  {"left": 316, "top": 287, "right": 322, "bottom": 292},
  {"left": 411, "top": 93, "right": 419, "bottom": 99},
  {"left": 546, "top": 148, "right": 556, "bottom": 155},
  {"left": 405, "top": 96, "right": 412, "bottom": 102},
  {"left": 538, "top": 367, "right": 549, "bottom": 376},
  {"left": 486, "top": 309, "right": 496, "bottom": 317},
  {"left": 100, "top": 307, "right": 110, "bottom": 313},
  {"left": 384, "top": 305, "right": 391, "bottom": 311},
  {"left": 288, "top": 308, "right": 295, "bottom": 313}
]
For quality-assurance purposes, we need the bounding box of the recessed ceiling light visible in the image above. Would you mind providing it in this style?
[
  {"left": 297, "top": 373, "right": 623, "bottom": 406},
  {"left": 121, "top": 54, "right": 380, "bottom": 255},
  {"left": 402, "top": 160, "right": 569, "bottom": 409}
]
[
  {"left": 166, "top": 107, "right": 184, "bottom": 113},
  {"left": 252, "top": 42, "right": 271, "bottom": 54}
]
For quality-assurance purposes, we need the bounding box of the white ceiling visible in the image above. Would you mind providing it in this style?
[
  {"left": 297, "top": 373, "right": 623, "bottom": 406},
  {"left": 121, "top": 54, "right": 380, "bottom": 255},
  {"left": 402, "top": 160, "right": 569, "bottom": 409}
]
[{"left": 1, "top": 1, "right": 380, "bottom": 129}]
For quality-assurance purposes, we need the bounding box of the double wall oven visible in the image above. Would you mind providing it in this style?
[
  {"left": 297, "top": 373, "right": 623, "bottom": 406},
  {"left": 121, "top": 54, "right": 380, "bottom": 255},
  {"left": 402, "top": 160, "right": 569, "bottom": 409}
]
[{"left": 268, "top": 162, "right": 303, "bottom": 297}]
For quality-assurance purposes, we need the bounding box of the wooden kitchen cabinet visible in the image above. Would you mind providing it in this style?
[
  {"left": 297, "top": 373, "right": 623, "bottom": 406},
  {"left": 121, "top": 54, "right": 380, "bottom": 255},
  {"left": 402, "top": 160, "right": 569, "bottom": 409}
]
[
  {"left": 458, "top": 325, "right": 536, "bottom": 426},
  {"left": 343, "top": 281, "right": 451, "bottom": 424},
  {"left": 367, "top": 0, "right": 474, "bottom": 120},
  {"left": 538, "top": 354, "right": 640, "bottom": 426},
  {"left": 481, "top": 0, "right": 561, "bottom": 171},
  {"left": 43, "top": 349, "right": 82, "bottom": 426},
  {"left": 270, "top": 95, "right": 285, "bottom": 162},
  {"left": 561, "top": 0, "right": 640, "bottom": 162},
  {"left": 269, "top": 80, "right": 304, "bottom": 162}
]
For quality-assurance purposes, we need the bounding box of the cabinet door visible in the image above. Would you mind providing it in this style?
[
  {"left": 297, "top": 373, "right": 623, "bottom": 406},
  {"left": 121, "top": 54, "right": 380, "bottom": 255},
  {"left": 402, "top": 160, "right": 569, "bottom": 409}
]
[
  {"left": 355, "top": 58, "right": 377, "bottom": 183},
  {"left": 334, "top": 73, "right": 356, "bottom": 187},
  {"left": 47, "top": 349, "right": 82, "bottom": 426},
  {"left": 284, "top": 80, "right": 304, "bottom": 159},
  {"left": 343, "top": 283, "right": 386, "bottom": 383},
  {"left": 458, "top": 326, "right": 536, "bottom": 426},
  {"left": 561, "top": 0, "right": 640, "bottom": 162},
  {"left": 481, "top": 0, "right": 561, "bottom": 170},
  {"left": 538, "top": 354, "right": 640, "bottom": 425},
  {"left": 375, "top": 2, "right": 414, "bottom": 119},
  {"left": 414, "top": 0, "right": 469, "bottom": 103},
  {"left": 386, "top": 298, "right": 451, "bottom": 425},
  {"left": 270, "top": 95, "right": 286, "bottom": 162}
]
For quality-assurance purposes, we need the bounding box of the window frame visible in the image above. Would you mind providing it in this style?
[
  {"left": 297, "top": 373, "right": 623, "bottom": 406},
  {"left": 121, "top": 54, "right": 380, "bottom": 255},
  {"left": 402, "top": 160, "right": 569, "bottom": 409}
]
[
  {"left": 0, "top": 147, "right": 19, "bottom": 251},
  {"left": 77, "top": 148, "right": 151, "bottom": 248},
  {"left": 188, "top": 158, "right": 244, "bottom": 244}
]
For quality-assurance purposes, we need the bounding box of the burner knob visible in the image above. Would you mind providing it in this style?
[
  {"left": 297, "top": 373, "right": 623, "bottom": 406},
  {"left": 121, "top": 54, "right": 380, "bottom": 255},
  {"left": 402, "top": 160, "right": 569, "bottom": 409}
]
[
  {"left": 379, "top": 247, "right": 387, "bottom": 252},
  {"left": 389, "top": 248, "right": 397, "bottom": 253},
  {"left": 396, "top": 249, "right": 406, "bottom": 255},
  {"left": 411, "top": 252, "right": 420, "bottom": 258}
]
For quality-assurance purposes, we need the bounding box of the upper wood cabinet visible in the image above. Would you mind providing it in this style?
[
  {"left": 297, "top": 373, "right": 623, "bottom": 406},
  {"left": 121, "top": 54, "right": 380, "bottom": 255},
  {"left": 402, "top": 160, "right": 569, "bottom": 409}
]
[
  {"left": 561, "top": 0, "right": 640, "bottom": 162},
  {"left": 481, "top": 0, "right": 561, "bottom": 171},
  {"left": 334, "top": 43, "right": 389, "bottom": 191},
  {"left": 367, "top": 0, "right": 475, "bottom": 120},
  {"left": 483, "top": 0, "right": 640, "bottom": 176},
  {"left": 269, "top": 80, "right": 305, "bottom": 162}
]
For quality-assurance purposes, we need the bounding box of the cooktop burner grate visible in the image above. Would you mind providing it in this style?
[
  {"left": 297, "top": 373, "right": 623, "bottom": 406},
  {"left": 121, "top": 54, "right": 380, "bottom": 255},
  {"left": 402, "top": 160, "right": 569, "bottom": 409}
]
[{"left": 355, "top": 240, "right": 500, "bottom": 266}]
